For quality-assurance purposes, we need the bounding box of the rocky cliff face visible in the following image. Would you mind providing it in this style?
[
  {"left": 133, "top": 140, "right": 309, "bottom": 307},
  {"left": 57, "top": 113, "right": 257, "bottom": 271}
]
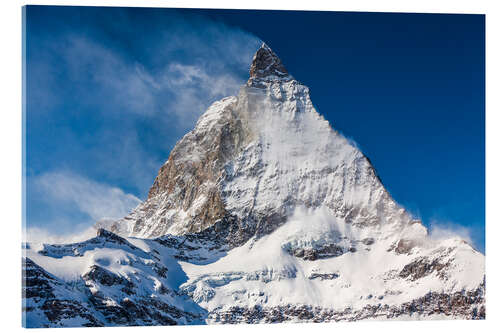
[{"left": 24, "top": 43, "right": 485, "bottom": 327}]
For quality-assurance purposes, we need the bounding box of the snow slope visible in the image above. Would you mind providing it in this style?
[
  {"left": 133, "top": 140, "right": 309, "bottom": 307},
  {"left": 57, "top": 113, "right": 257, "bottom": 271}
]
[{"left": 180, "top": 207, "right": 484, "bottom": 322}]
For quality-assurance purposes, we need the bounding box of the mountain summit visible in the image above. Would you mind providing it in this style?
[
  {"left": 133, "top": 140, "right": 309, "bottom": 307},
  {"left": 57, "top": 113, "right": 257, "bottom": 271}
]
[
  {"left": 249, "top": 43, "right": 292, "bottom": 81},
  {"left": 23, "top": 43, "right": 485, "bottom": 327}
]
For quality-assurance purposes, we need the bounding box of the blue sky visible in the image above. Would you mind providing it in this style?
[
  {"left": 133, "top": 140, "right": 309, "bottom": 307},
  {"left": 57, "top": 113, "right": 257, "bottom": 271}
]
[{"left": 24, "top": 6, "right": 485, "bottom": 252}]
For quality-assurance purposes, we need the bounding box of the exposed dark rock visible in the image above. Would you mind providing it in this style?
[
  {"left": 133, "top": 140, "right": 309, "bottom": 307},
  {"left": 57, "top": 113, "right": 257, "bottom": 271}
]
[
  {"left": 208, "top": 286, "right": 485, "bottom": 324},
  {"left": 153, "top": 264, "right": 168, "bottom": 278},
  {"left": 249, "top": 43, "right": 290, "bottom": 80},
  {"left": 82, "top": 265, "right": 134, "bottom": 288},
  {"left": 308, "top": 273, "right": 340, "bottom": 281},
  {"left": 399, "top": 257, "right": 451, "bottom": 281},
  {"left": 286, "top": 243, "right": 348, "bottom": 261},
  {"left": 362, "top": 238, "right": 375, "bottom": 246}
]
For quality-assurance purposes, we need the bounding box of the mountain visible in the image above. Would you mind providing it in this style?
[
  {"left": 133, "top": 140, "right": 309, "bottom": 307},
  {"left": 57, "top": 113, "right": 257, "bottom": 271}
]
[{"left": 23, "top": 43, "right": 485, "bottom": 327}]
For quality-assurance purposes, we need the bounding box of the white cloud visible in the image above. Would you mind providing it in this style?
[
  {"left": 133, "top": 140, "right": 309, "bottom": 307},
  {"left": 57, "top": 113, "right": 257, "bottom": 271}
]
[
  {"left": 51, "top": 30, "right": 259, "bottom": 126},
  {"left": 52, "top": 33, "right": 255, "bottom": 129},
  {"left": 35, "top": 171, "right": 141, "bottom": 222},
  {"left": 23, "top": 225, "right": 98, "bottom": 245},
  {"left": 160, "top": 63, "right": 243, "bottom": 125},
  {"left": 428, "top": 219, "right": 474, "bottom": 246}
]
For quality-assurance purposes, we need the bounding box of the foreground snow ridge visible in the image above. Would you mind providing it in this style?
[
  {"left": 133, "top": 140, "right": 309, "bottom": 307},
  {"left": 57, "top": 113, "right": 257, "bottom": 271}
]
[{"left": 23, "top": 43, "right": 485, "bottom": 327}]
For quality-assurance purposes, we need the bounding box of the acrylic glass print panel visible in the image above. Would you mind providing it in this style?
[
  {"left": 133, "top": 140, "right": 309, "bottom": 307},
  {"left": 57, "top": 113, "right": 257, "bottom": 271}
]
[{"left": 22, "top": 5, "right": 485, "bottom": 328}]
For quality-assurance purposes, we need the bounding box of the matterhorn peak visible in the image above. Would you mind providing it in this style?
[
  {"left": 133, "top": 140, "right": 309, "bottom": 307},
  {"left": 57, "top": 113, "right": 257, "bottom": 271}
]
[{"left": 248, "top": 42, "right": 293, "bottom": 82}]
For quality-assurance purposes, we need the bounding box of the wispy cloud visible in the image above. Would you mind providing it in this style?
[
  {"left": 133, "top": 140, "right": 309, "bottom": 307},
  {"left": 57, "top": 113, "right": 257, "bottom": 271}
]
[
  {"left": 61, "top": 36, "right": 159, "bottom": 115},
  {"left": 160, "top": 63, "right": 244, "bottom": 125},
  {"left": 35, "top": 171, "right": 141, "bottom": 221},
  {"left": 427, "top": 219, "right": 476, "bottom": 248},
  {"left": 23, "top": 225, "right": 98, "bottom": 245},
  {"left": 29, "top": 14, "right": 260, "bottom": 127}
]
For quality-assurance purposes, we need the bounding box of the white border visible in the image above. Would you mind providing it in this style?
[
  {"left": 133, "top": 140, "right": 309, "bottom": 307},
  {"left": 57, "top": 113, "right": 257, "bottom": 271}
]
[
  {"left": 1, "top": 1, "right": 498, "bottom": 332},
  {"left": 5, "top": 0, "right": 493, "bottom": 13}
]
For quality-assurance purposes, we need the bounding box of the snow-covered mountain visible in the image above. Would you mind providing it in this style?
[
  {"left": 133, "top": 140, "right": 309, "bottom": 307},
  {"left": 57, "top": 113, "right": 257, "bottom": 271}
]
[{"left": 23, "top": 43, "right": 485, "bottom": 327}]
